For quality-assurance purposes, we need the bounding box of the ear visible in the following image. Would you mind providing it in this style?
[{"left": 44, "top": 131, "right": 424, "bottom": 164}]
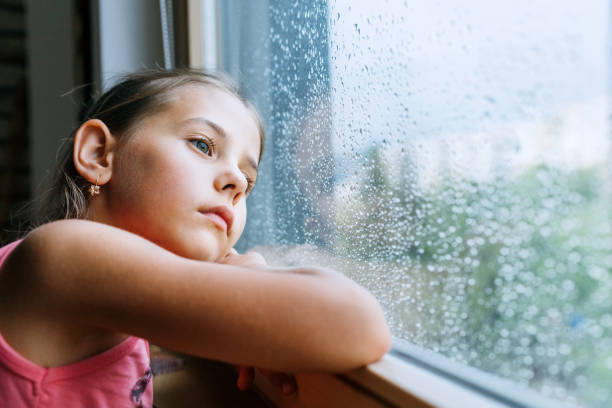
[{"left": 73, "top": 119, "right": 117, "bottom": 185}]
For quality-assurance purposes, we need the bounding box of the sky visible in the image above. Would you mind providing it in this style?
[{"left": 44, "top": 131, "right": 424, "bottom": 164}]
[{"left": 326, "top": 0, "right": 610, "bottom": 180}]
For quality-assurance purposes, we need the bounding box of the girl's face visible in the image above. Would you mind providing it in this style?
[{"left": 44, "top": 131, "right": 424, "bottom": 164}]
[{"left": 96, "top": 85, "right": 260, "bottom": 262}]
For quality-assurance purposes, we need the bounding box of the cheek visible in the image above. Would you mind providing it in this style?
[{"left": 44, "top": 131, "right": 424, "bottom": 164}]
[
  {"left": 111, "top": 144, "right": 193, "bottom": 212},
  {"left": 151, "top": 164, "right": 193, "bottom": 201},
  {"left": 229, "top": 204, "right": 248, "bottom": 244}
]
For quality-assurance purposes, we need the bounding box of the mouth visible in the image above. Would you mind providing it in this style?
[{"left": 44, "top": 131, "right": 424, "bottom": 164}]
[{"left": 199, "top": 206, "right": 234, "bottom": 234}]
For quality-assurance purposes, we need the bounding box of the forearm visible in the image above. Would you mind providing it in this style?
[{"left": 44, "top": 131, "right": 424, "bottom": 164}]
[
  {"left": 225, "top": 258, "right": 391, "bottom": 372},
  {"left": 147, "top": 264, "right": 389, "bottom": 372},
  {"left": 22, "top": 221, "right": 390, "bottom": 373}
]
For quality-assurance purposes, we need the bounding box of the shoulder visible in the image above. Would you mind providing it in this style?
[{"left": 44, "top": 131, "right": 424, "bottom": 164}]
[
  {"left": 0, "top": 220, "right": 124, "bottom": 287},
  {"left": 0, "top": 220, "right": 149, "bottom": 367},
  {"left": 18, "top": 219, "right": 126, "bottom": 251},
  {"left": 24, "top": 219, "right": 143, "bottom": 247},
  {"left": 3, "top": 219, "right": 179, "bottom": 302},
  {"left": 16, "top": 219, "right": 169, "bottom": 266},
  {"left": 0, "top": 219, "right": 186, "bottom": 326}
]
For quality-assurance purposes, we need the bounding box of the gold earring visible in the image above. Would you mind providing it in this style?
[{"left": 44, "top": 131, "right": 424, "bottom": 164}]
[{"left": 89, "top": 175, "right": 101, "bottom": 197}]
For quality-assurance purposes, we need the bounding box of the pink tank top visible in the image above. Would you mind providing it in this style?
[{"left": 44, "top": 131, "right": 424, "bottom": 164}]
[{"left": 0, "top": 240, "right": 154, "bottom": 407}]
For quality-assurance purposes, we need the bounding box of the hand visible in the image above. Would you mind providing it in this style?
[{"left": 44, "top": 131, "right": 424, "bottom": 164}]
[
  {"left": 221, "top": 248, "right": 268, "bottom": 269},
  {"left": 235, "top": 365, "right": 297, "bottom": 395}
]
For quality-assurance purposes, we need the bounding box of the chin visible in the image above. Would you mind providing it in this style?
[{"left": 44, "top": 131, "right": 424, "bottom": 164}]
[
  {"left": 185, "top": 244, "right": 221, "bottom": 262},
  {"left": 159, "top": 228, "right": 232, "bottom": 262},
  {"left": 153, "top": 237, "right": 219, "bottom": 262}
]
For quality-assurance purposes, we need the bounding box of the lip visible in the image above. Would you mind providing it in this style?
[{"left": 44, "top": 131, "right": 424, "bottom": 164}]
[{"left": 199, "top": 205, "right": 234, "bottom": 234}]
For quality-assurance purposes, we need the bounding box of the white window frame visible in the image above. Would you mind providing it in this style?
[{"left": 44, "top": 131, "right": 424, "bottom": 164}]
[
  {"left": 251, "top": 341, "right": 563, "bottom": 408},
  {"left": 185, "top": 0, "right": 221, "bottom": 71}
]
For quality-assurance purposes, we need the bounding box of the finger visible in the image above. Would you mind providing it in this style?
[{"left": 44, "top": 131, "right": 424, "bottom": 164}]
[
  {"left": 246, "top": 251, "right": 266, "bottom": 263},
  {"left": 237, "top": 366, "right": 254, "bottom": 390},
  {"left": 257, "top": 369, "right": 297, "bottom": 395},
  {"left": 239, "top": 251, "right": 267, "bottom": 268},
  {"left": 236, "top": 366, "right": 255, "bottom": 390},
  {"left": 223, "top": 249, "right": 238, "bottom": 261},
  {"left": 280, "top": 376, "right": 297, "bottom": 395}
]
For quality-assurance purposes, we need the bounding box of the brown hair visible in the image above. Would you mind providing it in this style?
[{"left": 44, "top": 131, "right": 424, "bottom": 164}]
[{"left": 34, "top": 69, "right": 265, "bottom": 226}]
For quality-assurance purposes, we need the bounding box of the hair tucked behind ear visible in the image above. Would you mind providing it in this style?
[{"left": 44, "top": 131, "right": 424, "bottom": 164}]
[{"left": 28, "top": 69, "right": 265, "bottom": 230}]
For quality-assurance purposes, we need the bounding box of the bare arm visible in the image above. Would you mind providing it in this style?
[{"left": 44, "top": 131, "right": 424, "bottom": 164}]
[{"left": 6, "top": 220, "right": 390, "bottom": 372}]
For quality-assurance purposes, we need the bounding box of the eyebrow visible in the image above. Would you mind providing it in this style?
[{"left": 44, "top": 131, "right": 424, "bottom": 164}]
[{"left": 181, "top": 117, "right": 259, "bottom": 173}]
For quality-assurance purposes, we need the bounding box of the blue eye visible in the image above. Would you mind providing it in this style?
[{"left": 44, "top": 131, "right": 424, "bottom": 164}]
[{"left": 191, "top": 137, "right": 215, "bottom": 156}]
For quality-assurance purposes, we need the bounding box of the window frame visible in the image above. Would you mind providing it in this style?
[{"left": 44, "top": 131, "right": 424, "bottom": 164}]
[
  {"left": 183, "top": 3, "right": 583, "bottom": 407},
  {"left": 252, "top": 341, "right": 567, "bottom": 408}
]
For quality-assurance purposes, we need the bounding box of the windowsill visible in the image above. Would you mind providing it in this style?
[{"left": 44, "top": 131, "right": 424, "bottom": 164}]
[
  {"left": 152, "top": 340, "right": 570, "bottom": 408},
  {"left": 253, "top": 339, "right": 568, "bottom": 408},
  {"left": 254, "top": 354, "right": 502, "bottom": 408},
  {"left": 153, "top": 355, "right": 269, "bottom": 407}
]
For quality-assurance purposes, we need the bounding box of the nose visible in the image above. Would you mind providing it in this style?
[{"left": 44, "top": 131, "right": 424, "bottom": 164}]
[{"left": 213, "top": 163, "right": 248, "bottom": 206}]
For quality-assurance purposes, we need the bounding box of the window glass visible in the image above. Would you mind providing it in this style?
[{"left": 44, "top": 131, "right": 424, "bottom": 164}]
[{"left": 219, "top": 1, "right": 611, "bottom": 406}]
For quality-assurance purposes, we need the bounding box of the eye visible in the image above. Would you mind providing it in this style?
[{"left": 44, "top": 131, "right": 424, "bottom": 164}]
[
  {"left": 190, "top": 136, "right": 215, "bottom": 157},
  {"left": 243, "top": 173, "right": 255, "bottom": 195}
]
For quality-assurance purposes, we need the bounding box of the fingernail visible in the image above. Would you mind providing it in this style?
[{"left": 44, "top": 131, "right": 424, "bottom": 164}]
[{"left": 282, "top": 383, "right": 295, "bottom": 394}]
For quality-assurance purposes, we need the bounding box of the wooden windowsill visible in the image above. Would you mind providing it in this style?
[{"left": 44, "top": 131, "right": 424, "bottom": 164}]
[
  {"left": 154, "top": 342, "right": 563, "bottom": 408},
  {"left": 253, "top": 342, "right": 565, "bottom": 408},
  {"left": 253, "top": 353, "right": 508, "bottom": 408}
]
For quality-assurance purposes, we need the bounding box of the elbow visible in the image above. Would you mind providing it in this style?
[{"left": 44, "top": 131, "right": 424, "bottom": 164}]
[
  {"left": 333, "top": 287, "right": 392, "bottom": 370},
  {"left": 375, "top": 326, "right": 392, "bottom": 362},
  {"left": 291, "top": 269, "right": 392, "bottom": 372},
  {"left": 369, "top": 319, "right": 392, "bottom": 362},
  {"left": 359, "top": 292, "right": 392, "bottom": 364}
]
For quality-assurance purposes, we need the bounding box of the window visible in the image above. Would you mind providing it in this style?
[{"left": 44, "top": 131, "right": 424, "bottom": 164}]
[{"left": 199, "top": 1, "right": 611, "bottom": 407}]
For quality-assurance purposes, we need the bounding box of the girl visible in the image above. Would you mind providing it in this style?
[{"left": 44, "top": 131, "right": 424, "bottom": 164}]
[{"left": 0, "top": 69, "right": 391, "bottom": 407}]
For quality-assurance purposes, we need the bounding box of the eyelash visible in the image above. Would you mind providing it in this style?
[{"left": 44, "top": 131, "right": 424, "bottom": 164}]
[
  {"left": 244, "top": 173, "right": 255, "bottom": 195},
  {"left": 190, "top": 135, "right": 216, "bottom": 157},
  {"left": 190, "top": 136, "right": 255, "bottom": 194}
]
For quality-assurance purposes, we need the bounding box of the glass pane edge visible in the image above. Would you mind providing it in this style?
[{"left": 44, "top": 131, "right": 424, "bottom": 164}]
[{"left": 388, "top": 339, "right": 573, "bottom": 408}]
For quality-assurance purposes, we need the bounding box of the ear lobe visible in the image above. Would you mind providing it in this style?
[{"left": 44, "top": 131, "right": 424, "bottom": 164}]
[{"left": 73, "top": 119, "right": 116, "bottom": 185}]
